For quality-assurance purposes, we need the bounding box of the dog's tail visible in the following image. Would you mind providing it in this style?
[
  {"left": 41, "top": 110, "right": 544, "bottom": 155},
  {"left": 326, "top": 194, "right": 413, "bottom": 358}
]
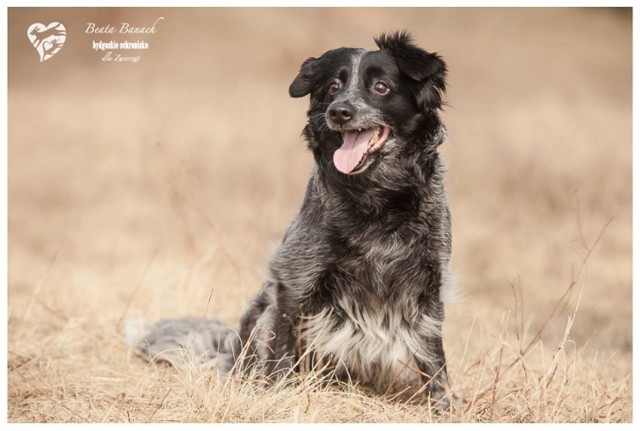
[{"left": 124, "top": 317, "right": 241, "bottom": 376}]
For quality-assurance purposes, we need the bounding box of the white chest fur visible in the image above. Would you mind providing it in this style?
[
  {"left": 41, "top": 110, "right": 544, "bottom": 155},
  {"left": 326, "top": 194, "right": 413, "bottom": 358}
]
[{"left": 302, "top": 297, "right": 442, "bottom": 389}]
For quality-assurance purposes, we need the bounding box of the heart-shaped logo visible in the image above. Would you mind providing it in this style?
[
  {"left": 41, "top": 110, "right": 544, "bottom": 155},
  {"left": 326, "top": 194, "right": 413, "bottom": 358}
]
[{"left": 27, "top": 22, "right": 66, "bottom": 62}]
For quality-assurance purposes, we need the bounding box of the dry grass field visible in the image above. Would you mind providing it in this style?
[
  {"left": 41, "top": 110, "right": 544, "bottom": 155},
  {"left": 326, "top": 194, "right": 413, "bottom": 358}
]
[{"left": 7, "top": 8, "right": 632, "bottom": 423}]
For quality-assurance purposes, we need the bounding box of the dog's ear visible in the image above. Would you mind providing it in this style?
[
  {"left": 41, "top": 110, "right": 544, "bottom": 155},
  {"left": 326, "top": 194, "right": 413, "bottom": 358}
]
[
  {"left": 375, "top": 31, "right": 447, "bottom": 110},
  {"left": 289, "top": 57, "right": 322, "bottom": 98}
]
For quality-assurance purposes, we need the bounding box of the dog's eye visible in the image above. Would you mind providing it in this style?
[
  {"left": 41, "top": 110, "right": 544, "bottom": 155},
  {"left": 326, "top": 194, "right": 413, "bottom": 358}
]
[
  {"left": 328, "top": 80, "right": 341, "bottom": 95},
  {"left": 372, "top": 81, "right": 390, "bottom": 95}
]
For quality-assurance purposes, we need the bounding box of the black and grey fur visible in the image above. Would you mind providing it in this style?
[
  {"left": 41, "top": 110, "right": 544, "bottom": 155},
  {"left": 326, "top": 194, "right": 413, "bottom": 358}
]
[{"left": 130, "top": 31, "right": 455, "bottom": 409}]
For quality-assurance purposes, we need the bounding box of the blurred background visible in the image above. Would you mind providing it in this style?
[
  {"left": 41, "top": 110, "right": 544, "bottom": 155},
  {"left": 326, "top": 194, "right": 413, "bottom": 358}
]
[{"left": 8, "top": 7, "right": 631, "bottom": 419}]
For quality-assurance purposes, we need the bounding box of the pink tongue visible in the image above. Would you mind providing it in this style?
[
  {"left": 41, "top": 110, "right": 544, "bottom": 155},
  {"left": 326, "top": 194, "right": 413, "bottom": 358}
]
[{"left": 333, "top": 129, "right": 375, "bottom": 174}]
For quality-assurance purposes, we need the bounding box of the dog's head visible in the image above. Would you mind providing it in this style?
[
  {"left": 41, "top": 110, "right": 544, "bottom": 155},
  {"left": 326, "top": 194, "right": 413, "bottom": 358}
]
[{"left": 289, "top": 31, "right": 447, "bottom": 176}]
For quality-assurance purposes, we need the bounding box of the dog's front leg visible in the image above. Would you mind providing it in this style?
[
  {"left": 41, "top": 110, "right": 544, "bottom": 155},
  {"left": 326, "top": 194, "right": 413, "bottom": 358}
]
[
  {"left": 414, "top": 299, "right": 456, "bottom": 412},
  {"left": 415, "top": 333, "right": 454, "bottom": 411},
  {"left": 264, "top": 284, "right": 299, "bottom": 382}
]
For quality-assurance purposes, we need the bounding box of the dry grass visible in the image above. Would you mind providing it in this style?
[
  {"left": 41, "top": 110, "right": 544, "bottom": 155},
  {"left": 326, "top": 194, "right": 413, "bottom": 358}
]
[{"left": 7, "top": 8, "right": 631, "bottom": 422}]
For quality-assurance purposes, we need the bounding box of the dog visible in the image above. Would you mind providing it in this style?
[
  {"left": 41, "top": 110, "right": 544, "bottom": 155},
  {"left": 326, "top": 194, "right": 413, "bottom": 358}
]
[{"left": 130, "top": 31, "right": 455, "bottom": 410}]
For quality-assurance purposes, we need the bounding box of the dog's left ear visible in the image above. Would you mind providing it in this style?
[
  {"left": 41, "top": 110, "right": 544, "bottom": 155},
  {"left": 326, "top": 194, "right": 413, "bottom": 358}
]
[
  {"left": 289, "top": 57, "right": 321, "bottom": 98},
  {"left": 375, "top": 31, "right": 447, "bottom": 110}
]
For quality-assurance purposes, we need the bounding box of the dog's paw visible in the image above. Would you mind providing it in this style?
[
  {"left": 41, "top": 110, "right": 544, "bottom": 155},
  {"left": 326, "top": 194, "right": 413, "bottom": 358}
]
[
  {"left": 429, "top": 389, "right": 461, "bottom": 414},
  {"left": 265, "top": 356, "right": 296, "bottom": 385}
]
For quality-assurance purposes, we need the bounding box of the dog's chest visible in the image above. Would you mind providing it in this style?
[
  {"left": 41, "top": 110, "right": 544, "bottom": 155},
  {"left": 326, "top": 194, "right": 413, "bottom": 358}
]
[
  {"left": 348, "top": 233, "right": 431, "bottom": 299},
  {"left": 302, "top": 295, "right": 437, "bottom": 388}
]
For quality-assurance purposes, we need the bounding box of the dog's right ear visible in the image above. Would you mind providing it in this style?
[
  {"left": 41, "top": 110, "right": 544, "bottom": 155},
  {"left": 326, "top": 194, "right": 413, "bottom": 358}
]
[{"left": 289, "top": 57, "right": 321, "bottom": 98}]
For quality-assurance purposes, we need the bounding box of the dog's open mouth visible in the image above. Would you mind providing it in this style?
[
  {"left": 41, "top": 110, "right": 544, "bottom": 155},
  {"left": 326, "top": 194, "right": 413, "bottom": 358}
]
[{"left": 333, "top": 126, "right": 391, "bottom": 175}]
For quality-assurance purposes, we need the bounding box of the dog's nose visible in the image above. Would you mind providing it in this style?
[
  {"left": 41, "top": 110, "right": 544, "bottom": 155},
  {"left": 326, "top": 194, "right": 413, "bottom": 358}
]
[{"left": 328, "top": 103, "right": 354, "bottom": 125}]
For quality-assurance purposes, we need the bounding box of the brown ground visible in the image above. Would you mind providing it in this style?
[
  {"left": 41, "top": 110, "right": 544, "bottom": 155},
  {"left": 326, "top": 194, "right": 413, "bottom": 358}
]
[{"left": 8, "top": 8, "right": 632, "bottom": 422}]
